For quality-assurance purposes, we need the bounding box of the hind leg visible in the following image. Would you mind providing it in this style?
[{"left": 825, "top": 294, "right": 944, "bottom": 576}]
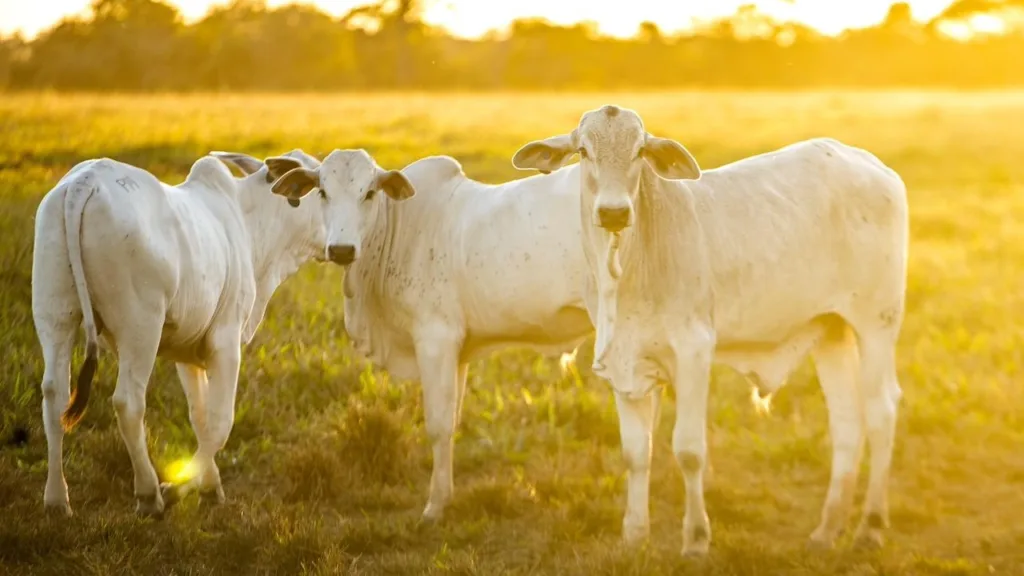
[
  {"left": 852, "top": 330, "right": 902, "bottom": 548},
  {"left": 110, "top": 322, "right": 164, "bottom": 517},
  {"left": 808, "top": 325, "right": 864, "bottom": 548},
  {"left": 37, "top": 319, "right": 77, "bottom": 517}
]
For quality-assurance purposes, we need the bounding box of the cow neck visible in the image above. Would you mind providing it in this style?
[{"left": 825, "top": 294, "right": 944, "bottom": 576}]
[
  {"left": 348, "top": 194, "right": 401, "bottom": 307},
  {"left": 238, "top": 177, "right": 321, "bottom": 340},
  {"left": 592, "top": 167, "right": 685, "bottom": 372}
]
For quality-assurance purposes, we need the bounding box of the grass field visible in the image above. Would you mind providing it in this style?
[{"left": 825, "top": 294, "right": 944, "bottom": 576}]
[{"left": 2, "top": 91, "right": 1024, "bottom": 575}]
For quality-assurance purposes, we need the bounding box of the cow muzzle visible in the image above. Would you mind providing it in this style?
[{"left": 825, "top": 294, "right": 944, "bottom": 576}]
[
  {"left": 327, "top": 244, "right": 357, "bottom": 266},
  {"left": 596, "top": 205, "right": 632, "bottom": 232}
]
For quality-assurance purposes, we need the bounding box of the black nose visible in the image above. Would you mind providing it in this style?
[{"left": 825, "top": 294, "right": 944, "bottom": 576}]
[
  {"left": 328, "top": 244, "right": 356, "bottom": 265},
  {"left": 597, "top": 205, "right": 631, "bottom": 232}
]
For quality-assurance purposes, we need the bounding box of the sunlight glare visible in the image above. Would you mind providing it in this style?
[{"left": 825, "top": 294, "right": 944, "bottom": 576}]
[
  {"left": 750, "top": 386, "right": 773, "bottom": 416},
  {"left": 559, "top": 348, "right": 578, "bottom": 377},
  {"left": 164, "top": 458, "right": 198, "bottom": 484}
]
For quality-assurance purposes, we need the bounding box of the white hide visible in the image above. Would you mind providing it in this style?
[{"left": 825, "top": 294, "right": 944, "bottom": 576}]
[
  {"left": 32, "top": 149, "right": 347, "bottom": 517},
  {"left": 512, "top": 105, "right": 908, "bottom": 555},
  {"left": 332, "top": 155, "right": 593, "bottom": 520}
]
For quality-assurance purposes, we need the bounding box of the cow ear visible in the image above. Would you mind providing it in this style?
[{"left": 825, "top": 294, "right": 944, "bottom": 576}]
[
  {"left": 512, "top": 131, "right": 578, "bottom": 174},
  {"left": 210, "top": 152, "right": 264, "bottom": 176},
  {"left": 271, "top": 167, "right": 320, "bottom": 207},
  {"left": 641, "top": 135, "right": 701, "bottom": 180},
  {"left": 264, "top": 156, "right": 304, "bottom": 183},
  {"left": 375, "top": 169, "right": 415, "bottom": 201}
]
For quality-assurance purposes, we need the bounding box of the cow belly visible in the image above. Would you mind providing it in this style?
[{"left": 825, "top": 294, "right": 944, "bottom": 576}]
[
  {"left": 715, "top": 314, "right": 842, "bottom": 394},
  {"left": 462, "top": 305, "right": 592, "bottom": 361}
]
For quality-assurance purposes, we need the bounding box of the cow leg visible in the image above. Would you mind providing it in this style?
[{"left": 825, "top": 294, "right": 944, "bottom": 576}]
[
  {"left": 672, "top": 328, "right": 715, "bottom": 557},
  {"left": 615, "top": 384, "right": 659, "bottom": 545},
  {"left": 415, "top": 331, "right": 462, "bottom": 522},
  {"left": 190, "top": 336, "right": 243, "bottom": 505},
  {"left": 454, "top": 362, "right": 469, "bottom": 428},
  {"left": 808, "top": 326, "right": 864, "bottom": 548},
  {"left": 853, "top": 330, "right": 902, "bottom": 549},
  {"left": 160, "top": 363, "right": 209, "bottom": 507},
  {"left": 111, "top": 325, "right": 163, "bottom": 517},
  {"left": 38, "top": 321, "right": 77, "bottom": 517}
]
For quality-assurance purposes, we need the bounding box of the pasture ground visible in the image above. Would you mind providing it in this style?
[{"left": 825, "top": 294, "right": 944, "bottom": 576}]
[{"left": 2, "top": 92, "right": 1023, "bottom": 575}]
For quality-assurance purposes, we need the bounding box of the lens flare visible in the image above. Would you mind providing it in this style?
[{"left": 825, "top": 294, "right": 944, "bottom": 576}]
[
  {"left": 164, "top": 458, "right": 198, "bottom": 484},
  {"left": 559, "top": 348, "right": 578, "bottom": 377},
  {"left": 750, "top": 386, "right": 773, "bottom": 416}
]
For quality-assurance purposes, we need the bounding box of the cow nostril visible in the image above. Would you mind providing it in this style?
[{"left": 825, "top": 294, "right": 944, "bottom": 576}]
[
  {"left": 597, "top": 206, "right": 631, "bottom": 230},
  {"left": 328, "top": 244, "right": 356, "bottom": 265}
]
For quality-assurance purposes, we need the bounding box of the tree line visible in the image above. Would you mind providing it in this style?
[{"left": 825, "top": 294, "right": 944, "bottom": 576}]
[{"left": 1, "top": 0, "right": 1023, "bottom": 91}]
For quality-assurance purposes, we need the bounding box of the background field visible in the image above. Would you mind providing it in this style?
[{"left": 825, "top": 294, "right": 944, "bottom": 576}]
[{"left": 2, "top": 92, "right": 1024, "bottom": 575}]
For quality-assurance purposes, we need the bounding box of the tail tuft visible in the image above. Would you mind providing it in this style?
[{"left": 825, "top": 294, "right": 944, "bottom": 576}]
[{"left": 62, "top": 342, "right": 97, "bottom": 431}]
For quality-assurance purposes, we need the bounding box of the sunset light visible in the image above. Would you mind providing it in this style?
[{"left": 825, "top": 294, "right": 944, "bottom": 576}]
[
  {"left": 0, "top": 0, "right": 977, "bottom": 40},
  {"left": 6, "top": 0, "right": 1024, "bottom": 570}
]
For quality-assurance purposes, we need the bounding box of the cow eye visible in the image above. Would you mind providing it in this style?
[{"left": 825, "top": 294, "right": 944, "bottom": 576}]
[
  {"left": 318, "top": 188, "right": 327, "bottom": 200},
  {"left": 636, "top": 146, "right": 645, "bottom": 159},
  {"left": 578, "top": 147, "right": 589, "bottom": 160},
  {"left": 365, "top": 189, "right": 377, "bottom": 202}
]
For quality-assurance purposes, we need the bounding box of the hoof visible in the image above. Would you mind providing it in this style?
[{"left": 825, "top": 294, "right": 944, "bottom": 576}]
[
  {"left": 807, "top": 534, "right": 836, "bottom": 551},
  {"left": 807, "top": 524, "right": 842, "bottom": 550},
  {"left": 135, "top": 493, "right": 166, "bottom": 519},
  {"left": 198, "top": 486, "right": 226, "bottom": 507},
  {"left": 44, "top": 501, "right": 73, "bottom": 518},
  {"left": 160, "top": 482, "right": 183, "bottom": 509},
  {"left": 682, "top": 524, "right": 711, "bottom": 557},
  {"left": 622, "top": 522, "right": 650, "bottom": 547},
  {"left": 853, "top": 529, "right": 884, "bottom": 550},
  {"left": 853, "top": 513, "right": 887, "bottom": 550},
  {"left": 682, "top": 544, "right": 710, "bottom": 559},
  {"left": 420, "top": 504, "right": 445, "bottom": 525}
]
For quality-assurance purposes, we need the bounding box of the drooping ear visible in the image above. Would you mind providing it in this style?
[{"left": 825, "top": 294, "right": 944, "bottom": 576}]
[
  {"left": 282, "top": 149, "right": 323, "bottom": 169},
  {"left": 641, "top": 135, "right": 701, "bottom": 180},
  {"left": 511, "top": 131, "right": 578, "bottom": 174},
  {"left": 210, "top": 151, "right": 265, "bottom": 176},
  {"left": 375, "top": 169, "right": 416, "bottom": 201},
  {"left": 271, "top": 167, "right": 320, "bottom": 208},
  {"left": 264, "top": 156, "right": 304, "bottom": 183}
]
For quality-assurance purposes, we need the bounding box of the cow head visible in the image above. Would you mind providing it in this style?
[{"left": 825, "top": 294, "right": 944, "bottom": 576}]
[
  {"left": 512, "top": 105, "right": 701, "bottom": 233},
  {"left": 268, "top": 149, "right": 415, "bottom": 266},
  {"left": 211, "top": 149, "right": 329, "bottom": 261}
]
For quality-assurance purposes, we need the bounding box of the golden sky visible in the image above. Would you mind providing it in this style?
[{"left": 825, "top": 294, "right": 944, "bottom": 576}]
[{"left": 0, "top": 0, "right": 960, "bottom": 40}]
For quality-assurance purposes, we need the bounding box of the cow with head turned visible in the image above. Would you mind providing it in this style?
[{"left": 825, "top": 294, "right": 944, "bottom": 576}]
[{"left": 33, "top": 147, "right": 414, "bottom": 517}]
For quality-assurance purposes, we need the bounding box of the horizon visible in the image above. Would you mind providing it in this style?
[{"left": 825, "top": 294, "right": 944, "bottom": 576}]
[{"left": 0, "top": 0, "right": 962, "bottom": 40}]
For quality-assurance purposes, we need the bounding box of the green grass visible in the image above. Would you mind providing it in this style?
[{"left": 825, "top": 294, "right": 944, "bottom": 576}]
[{"left": 3, "top": 91, "right": 1024, "bottom": 575}]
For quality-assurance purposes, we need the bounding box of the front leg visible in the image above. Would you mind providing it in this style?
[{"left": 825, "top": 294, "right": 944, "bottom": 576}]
[
  {"left": 414, "top": 328, "right": 463, "bottom": 522},
  {"left": 614, "top": 385, "right": 660, "bottom": 545},
  {"left": 671, "top": 326, "right": 715, "bottom": 557}
]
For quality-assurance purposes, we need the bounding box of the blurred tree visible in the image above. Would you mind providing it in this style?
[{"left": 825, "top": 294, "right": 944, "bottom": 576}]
[
  {"left": 637, "top": 21, "right": 663, "bottom": 44},
  {"left": 3, "top": 0, "right": 1024, "bottom": 90}
]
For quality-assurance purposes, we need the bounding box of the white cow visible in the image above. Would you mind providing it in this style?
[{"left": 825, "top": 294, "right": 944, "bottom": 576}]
[
  {"left": 512, "top": 105, "right": 908, "bottom": 555},
  {"left": 270, "top": 154, "right": 593, "bottom": 521},
  {"left": 32, "top": 148, "right": 415, "bottom": 517}
]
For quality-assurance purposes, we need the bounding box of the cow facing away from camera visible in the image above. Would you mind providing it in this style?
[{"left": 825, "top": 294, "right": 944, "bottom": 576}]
[
  {"left": 269, "top": 153, "right": 593, "bottom": 521},
  {"left": 33, "top": 148, "right": 415, "bottom": 518},
  {"left": 512, "top": 105, "right": 908, "bottom": 556}
]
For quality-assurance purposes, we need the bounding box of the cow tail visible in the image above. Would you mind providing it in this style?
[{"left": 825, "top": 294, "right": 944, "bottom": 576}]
[{"left": 61, "top": 174, "right": 99, "bottom": 432}]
